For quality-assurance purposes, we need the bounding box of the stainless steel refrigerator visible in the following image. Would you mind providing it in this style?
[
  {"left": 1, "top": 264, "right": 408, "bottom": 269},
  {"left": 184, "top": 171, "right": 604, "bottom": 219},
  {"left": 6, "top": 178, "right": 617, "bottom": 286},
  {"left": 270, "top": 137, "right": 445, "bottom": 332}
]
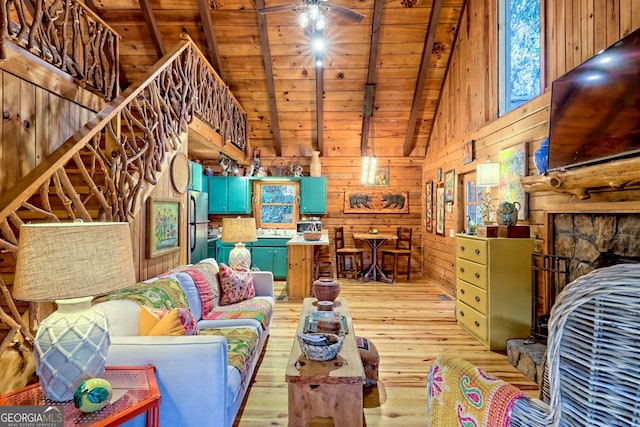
[{"left": 188, "top": 190, "right": 209, "bottom": 263}]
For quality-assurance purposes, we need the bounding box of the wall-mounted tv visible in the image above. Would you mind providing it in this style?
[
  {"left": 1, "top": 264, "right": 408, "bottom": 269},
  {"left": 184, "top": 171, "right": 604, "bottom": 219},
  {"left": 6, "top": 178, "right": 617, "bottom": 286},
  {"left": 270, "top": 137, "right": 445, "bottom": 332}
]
[{"left": 547, "top": 27, "right": 640, "bottom": 172}]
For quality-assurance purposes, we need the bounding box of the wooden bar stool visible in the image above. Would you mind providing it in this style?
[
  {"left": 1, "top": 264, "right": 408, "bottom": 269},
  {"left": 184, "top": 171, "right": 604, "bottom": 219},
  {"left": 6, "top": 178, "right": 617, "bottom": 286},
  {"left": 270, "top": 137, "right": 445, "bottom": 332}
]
[
  {"left": 334, "top": 227, "right": 364, "bottom": 280},
  {"left": 313, "top": 246, "right": 333, "bottom": 280},
  {"left": 381, "top": 227, "right": 412, "bottom": 283}
]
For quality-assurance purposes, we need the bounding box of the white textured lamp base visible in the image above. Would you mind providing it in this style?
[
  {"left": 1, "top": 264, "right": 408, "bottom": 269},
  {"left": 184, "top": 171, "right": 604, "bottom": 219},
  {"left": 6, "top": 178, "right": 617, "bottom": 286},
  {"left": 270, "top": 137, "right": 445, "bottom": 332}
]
[
  {"left": 229, "top": 242, "right": 251, "bottom": 269},
  {"left": 35, "top": 296, "right": 110, "bottom": 401}
]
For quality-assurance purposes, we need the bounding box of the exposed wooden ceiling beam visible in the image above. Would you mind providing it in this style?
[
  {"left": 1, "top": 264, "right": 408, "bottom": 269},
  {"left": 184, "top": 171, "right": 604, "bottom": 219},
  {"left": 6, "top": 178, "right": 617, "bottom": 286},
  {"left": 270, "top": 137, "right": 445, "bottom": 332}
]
[
  {"left": 255, "top": 0, "right": 282, "bottom": 156},
  {"left": 316, "top": 60, "right": 324, "bottom": 155},
  {"left": 360, "top": 0, "right": 384, "bottom": 156},
  {"left": 138, "top": 0, "right": 165, "bottom": 58},
  {"left": 197, "top": 0, "right": 223, "bottom": 76},
  {"left": 402, "top": 0, "right": 443, "bottom": 156}
]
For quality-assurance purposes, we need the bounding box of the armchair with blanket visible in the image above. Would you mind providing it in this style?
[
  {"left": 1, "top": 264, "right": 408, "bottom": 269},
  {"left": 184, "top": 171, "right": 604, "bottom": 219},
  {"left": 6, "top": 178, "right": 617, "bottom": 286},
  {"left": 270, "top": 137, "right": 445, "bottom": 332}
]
[{"left": 427, "top": 263, "right": 640, "bottom": 427}]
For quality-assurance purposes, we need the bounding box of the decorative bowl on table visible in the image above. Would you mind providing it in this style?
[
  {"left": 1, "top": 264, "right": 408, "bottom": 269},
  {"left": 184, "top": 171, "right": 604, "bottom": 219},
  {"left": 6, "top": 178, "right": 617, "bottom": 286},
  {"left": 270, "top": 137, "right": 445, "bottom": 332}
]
[
  {"left": 297, "top": 333, "right": 343, "bottom": 361},
  {"left": 303, "top": 231, "right": 322, "bottom": 241}
]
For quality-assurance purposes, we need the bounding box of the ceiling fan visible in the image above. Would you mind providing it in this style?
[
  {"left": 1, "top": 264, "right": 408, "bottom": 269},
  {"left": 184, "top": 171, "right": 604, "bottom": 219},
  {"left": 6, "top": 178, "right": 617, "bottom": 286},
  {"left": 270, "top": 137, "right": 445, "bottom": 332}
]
[{"left": 258, "top": 0, "right": 365, "bottom": 26}]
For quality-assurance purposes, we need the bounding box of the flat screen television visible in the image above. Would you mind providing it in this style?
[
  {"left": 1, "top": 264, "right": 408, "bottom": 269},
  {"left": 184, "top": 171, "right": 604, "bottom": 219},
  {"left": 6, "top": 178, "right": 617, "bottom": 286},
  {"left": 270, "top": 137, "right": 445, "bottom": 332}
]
[{"left": 547, "top": 27, "right": 640, "bottom": 172}]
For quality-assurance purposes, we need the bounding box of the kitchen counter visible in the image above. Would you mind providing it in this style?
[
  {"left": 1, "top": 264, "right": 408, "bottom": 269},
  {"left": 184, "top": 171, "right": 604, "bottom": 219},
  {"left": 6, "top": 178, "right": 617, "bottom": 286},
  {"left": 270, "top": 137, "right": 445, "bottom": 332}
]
[{"left": 287, "top": 231, "right": 330, "bottom": 300}]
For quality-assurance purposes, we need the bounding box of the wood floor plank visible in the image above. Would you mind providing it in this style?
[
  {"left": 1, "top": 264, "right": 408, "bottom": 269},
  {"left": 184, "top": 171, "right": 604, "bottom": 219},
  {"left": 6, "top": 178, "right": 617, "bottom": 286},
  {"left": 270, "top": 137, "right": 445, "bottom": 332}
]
[{"left": 234, "top": 277, "right": 539, "bottom": 426}]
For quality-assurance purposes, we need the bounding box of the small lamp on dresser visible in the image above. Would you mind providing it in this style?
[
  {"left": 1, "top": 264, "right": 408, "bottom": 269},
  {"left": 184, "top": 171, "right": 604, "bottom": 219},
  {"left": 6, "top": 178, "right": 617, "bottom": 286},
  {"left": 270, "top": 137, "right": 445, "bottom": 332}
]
[
  {"left": 13, "top": 221, "right": 136, "bottom": 401},
  {"left": 476, "top": 161, "right": 500, "bottom": 224}
]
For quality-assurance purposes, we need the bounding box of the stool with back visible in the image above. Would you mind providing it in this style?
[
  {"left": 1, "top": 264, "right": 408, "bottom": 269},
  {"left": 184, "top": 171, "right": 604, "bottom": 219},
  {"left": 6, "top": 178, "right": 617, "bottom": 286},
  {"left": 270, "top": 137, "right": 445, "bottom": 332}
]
[
  {"left": 381, "top": 227, "right": 412, "bottom": 283},
  {"left": 334, "top": 227, "right": 364, "bottom": 280}
]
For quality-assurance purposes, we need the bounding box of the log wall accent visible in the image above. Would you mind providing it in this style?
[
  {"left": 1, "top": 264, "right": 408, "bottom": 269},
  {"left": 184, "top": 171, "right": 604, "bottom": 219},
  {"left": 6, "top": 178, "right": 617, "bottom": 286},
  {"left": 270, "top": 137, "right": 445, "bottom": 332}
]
[{"left": 423, "top": 0, "right": 640, "bottom": 295}]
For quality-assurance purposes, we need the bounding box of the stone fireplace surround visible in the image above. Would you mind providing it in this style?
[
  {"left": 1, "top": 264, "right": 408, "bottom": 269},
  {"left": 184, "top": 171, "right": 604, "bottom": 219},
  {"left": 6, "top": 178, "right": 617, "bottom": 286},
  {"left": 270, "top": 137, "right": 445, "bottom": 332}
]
[{"left": 508, "top": 203, "right": 640, "bottom": 385}]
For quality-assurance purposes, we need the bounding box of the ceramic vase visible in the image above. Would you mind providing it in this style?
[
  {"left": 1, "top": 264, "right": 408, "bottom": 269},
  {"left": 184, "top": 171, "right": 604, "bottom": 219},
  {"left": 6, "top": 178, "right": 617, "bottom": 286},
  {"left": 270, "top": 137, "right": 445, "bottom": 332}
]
[
  {"left": 312, "top": 277, "right": 340, "bottom": 301},
  {"left": 310, "top": 151, "right": 321, "bottom": 177}
]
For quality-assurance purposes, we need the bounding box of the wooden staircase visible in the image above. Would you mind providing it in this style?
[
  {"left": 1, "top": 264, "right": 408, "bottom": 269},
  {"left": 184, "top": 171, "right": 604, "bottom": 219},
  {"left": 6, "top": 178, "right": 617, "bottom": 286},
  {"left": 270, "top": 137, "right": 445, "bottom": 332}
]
[{"left": 0, "top": 0, "right": 250, "bottom": 373}]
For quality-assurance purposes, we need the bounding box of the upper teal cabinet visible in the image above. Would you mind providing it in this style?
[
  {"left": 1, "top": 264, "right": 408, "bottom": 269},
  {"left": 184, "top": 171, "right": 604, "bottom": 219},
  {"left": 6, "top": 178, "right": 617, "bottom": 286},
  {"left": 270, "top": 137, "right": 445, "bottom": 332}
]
[
  {"left": 208, "top": 177, "right": 252, "bottom": 214},
  {"left": 300, "top": 177, "right": 327, "bottom": 214},
  {"left": 189, "top": 161, "right": 203, "bottom": 192}
]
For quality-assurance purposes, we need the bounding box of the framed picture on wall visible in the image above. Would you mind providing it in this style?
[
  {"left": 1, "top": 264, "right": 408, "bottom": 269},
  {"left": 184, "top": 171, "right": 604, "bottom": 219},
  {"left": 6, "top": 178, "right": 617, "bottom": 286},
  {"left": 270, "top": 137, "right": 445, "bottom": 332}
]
[
  {"left": 146, "top": 197, "right": 181, "bottom": 258},
  {"left": 463, "top": 140, "right": 475, "bottom": 164},
  {"left": 444, "top": 169, "right": 455, "bottom": 202},
  {"left": 499, "top": 143, "right": 528, "bottom": 220},
  {"left": 436, "top": 183, "right": 445, "bottom": 236},
  {"left": 426, "top": 181, "right": 433, "bottom": 232}
]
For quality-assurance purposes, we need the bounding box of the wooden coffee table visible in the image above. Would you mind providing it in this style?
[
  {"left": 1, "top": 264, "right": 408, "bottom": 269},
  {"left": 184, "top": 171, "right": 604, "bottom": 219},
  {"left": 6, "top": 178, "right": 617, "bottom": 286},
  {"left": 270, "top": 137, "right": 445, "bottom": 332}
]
[{"left": 285, "top": 297, "right": 365, "bottom": 427}]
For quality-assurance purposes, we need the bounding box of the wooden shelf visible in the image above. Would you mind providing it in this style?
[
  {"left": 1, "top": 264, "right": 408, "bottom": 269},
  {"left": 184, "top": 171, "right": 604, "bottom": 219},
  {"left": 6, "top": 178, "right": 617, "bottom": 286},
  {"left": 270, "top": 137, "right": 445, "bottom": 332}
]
[{"left": 520, "top": 156, "right": 640, "bottom": 199}]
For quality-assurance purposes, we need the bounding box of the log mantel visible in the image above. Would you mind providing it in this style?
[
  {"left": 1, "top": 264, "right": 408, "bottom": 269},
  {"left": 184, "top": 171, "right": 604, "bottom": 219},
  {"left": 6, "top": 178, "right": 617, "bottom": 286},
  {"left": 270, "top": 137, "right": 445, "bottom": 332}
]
[{"left": 520, "top": 156, "right": 640, "bottom": 199}]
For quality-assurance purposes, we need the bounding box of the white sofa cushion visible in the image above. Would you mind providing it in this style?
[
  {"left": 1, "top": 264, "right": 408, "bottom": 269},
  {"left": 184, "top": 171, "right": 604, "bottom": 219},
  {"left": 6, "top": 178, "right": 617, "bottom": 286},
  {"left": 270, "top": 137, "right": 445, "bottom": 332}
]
[{"left": 94, "top": 300, "right": 140, "bottom": 336}]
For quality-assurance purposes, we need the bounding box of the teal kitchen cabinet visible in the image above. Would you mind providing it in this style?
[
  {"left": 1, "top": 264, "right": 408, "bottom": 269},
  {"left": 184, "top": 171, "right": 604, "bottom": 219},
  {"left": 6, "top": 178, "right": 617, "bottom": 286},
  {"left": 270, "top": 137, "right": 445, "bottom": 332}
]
[
  {"left": 251, "top": 238, "right": 289, "bottom": 279},
  {"left": 208, "top": 177, "right": 252, "bottom": 214},
  {"left": 207, "top": 239, "right": 218, "bottom": 260},
  {"left": 300, "top": 177, "right": 327, "bottom": 214},
  {"left": 189, "top": 161, "right": 203, "bottom": 192}
]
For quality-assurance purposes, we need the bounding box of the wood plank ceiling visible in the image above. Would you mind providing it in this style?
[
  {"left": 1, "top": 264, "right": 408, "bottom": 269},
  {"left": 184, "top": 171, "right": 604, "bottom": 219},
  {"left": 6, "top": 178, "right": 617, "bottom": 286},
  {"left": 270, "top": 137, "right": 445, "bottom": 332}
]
[{"left": 89, "top": 0, "right": 466, "bottom": 160}]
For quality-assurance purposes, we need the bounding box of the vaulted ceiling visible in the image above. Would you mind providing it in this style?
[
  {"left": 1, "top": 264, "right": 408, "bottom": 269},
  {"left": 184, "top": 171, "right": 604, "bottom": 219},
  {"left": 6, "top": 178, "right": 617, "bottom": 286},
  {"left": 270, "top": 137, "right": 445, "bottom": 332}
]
[{"left": 89, "top": 0, "right": 466, "bottom": 160}]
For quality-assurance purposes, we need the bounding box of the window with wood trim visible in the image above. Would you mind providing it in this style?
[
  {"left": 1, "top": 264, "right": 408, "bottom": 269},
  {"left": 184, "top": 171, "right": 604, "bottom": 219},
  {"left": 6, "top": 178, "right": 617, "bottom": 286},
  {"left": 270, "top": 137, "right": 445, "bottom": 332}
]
[
  {"left": 254, "top": 181, "right": 299, "bottom": 229},
  {"left": 498, "top": 0, "right": 542, "bottom": 115}
]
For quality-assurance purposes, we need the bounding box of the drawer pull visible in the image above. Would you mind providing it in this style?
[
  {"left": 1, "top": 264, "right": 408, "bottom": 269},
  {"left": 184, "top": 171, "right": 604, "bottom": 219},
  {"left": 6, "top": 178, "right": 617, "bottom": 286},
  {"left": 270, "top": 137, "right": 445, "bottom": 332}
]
[
  {"left": 474, "top": 321, "right": 480, "bottom": 327},
  {"left": 461, "top": 246, "right": 466, "bottom": 252},
  {"left": 460, "top": 311, "right": 465, "bottom": 317},
  {"left": 475, "top": 249, "right": 480, "bottom": 255},
  {"left": 475, "top": 296, "right": 480, "bottom": 302},
  {"left": 474, "top": 273, "right": 480, "bottom": 279},
  {"left": 459, "top": 267, "right": 465, "bottom": 273},
  {"left": 460, "top": 289, "right": 465, "bottom": 295}
]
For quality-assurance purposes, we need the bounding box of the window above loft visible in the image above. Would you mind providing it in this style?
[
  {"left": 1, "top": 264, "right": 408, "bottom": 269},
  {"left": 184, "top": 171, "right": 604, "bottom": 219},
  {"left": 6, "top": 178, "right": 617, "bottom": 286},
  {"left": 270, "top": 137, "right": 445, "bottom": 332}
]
[{"left": 498, "top": 0, "right": 542, "bottom": 116}]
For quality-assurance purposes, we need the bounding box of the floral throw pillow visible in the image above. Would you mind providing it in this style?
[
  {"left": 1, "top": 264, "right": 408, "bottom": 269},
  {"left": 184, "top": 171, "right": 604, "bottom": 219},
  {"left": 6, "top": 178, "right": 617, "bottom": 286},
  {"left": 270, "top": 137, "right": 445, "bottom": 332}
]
[{"left": 218, "top": 263, "right": 255, "bottom": 305}]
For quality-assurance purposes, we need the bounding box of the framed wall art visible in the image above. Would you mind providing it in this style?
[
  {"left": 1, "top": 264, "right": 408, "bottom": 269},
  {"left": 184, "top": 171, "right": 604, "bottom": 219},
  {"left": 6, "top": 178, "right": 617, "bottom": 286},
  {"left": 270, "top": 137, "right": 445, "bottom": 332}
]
[
  {"left": 425, "top": 181, "right": 433, "bottom": 232},
  {"left": 499, "top": 143, "right": 528, "bottom": 220},
  {"left": 444, "top": 169, "right": 455, "bottom": 202},
  {"left": 147, "top": 197, "right": 181, "bottom": 258},
  {"left": 344, "top": 191, "right": 409, "bottom": 214},
  {"left": 463, "top": 140, "right": 475, "bottom": 164},
  {"left": 436, "top": 183, "right": 445, "bottom": 236}
]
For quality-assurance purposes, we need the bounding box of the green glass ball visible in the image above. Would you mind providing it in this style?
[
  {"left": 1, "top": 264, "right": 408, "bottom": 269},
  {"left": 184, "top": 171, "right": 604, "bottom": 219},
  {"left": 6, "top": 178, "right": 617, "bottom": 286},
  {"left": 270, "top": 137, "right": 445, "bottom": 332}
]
[{"left": 74, "top": 378, "right": 113, "bottom": 413}]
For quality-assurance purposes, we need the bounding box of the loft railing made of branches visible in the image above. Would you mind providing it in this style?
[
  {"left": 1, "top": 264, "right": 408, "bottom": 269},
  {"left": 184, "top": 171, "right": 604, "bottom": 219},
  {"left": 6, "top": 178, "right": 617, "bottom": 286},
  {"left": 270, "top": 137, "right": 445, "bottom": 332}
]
[
  {"left": 1, "top": 0, "right": 119, "bottom": 100},
  {"left": 0, "top": 35, "right": 248, "bottom": 353}
]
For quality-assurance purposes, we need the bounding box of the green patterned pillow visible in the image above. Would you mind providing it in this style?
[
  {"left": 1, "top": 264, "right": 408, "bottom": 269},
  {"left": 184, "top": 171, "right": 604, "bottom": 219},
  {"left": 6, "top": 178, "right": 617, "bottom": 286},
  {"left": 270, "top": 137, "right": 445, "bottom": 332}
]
[{"left": 96, "top": 277, "right": 188, "bottom": 311}]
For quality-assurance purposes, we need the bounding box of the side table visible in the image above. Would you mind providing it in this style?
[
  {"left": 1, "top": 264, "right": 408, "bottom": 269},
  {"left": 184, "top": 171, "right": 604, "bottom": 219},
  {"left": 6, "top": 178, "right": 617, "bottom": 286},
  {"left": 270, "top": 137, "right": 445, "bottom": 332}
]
[{"left": 0, "top": 366, "right": 161, "bottom": 427}]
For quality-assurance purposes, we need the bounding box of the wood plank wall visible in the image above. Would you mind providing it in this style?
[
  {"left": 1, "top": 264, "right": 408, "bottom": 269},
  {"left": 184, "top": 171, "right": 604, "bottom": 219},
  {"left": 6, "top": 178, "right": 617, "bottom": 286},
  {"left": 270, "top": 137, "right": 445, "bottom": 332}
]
[
  {"left": 424, "top": 0, "right": 640, "bottom": 295},
  {"left": 0, "top": 71, "right": 97, "bottom": 196}
]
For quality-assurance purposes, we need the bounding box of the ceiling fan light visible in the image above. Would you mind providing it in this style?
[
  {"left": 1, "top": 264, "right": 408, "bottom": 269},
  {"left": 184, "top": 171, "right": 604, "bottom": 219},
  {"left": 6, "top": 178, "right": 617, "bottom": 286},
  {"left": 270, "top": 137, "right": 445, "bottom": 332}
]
[
  {"left": 315, "top": 16, "right": 326, "bottom": 30},
  {"left": 312, "top": 37, "right": 325, "bottom": 52},
  {"left": 315, "top": 57, "right": 324, "bottom": 67},
  {"left": 299, "top": 12, "right": 309, "bottom": 27},
  {"left": 309, "top": 4, "right": 320, "bottom": 20}
]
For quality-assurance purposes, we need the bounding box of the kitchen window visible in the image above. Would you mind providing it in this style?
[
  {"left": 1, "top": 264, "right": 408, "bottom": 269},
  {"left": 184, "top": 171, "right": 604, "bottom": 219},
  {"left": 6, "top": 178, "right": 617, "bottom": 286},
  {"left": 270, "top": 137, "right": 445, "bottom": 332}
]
[{"left": 254, "top": 181, "right": 299, "bottom": 229}]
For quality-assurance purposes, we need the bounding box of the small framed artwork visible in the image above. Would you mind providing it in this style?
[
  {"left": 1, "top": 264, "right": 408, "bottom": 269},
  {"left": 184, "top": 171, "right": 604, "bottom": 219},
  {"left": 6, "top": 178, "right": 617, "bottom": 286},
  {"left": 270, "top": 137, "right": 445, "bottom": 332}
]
[
  {"left": 437, "top": 168, "right": 442, "bottom": 181},
  {"left": 425, "top": 181, "right": 433, "bottom": 232},
  {"left": 436, "top": 183, "right": 445, "bottom": 236},
  {"left": 463, "top": 140, "right": 475, "bottom": 164},
  {"left": 147, "top": 197, "right": 181, "bottom": 258},
  {"left": 444, "top": 169, "right": 455, "bottom": 202},
  {"left": 499, "top": 143, "right": 528, "bottom": 220}
]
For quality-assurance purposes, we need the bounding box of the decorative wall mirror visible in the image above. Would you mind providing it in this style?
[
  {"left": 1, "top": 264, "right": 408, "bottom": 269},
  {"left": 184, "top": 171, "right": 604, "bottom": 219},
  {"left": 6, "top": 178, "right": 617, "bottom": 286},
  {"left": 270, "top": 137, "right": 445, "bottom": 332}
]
[{"left": 254, "top": 180, "right": 299, "bottom": 229}]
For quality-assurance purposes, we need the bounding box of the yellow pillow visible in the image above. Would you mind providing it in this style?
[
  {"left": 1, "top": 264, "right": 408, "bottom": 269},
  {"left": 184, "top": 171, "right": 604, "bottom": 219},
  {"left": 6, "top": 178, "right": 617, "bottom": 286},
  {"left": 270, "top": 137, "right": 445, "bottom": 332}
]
[{"left": 139, "top": 306, "right": 199, "bottom": 336}]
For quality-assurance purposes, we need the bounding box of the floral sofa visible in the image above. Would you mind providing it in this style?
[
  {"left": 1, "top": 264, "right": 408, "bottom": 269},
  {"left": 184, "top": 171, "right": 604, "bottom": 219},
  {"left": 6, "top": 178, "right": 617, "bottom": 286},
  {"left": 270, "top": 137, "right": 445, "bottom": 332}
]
[{"left": 93, "top": 258, "right": 274, "bottom": 427}]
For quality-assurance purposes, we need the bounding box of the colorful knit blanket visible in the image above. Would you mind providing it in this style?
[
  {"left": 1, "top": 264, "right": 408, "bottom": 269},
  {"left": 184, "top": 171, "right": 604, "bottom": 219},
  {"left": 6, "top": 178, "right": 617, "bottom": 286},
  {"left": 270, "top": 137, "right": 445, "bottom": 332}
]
[
  {"left": 427, "top": 354, "right": 525, "bottom": 427},
  {"left": 200, "top": 328, "right": 258, "bottom": 385},
  {"left": 95, "top": 277, "right": 189, "bottom": 311},
  {"left": 202, "top": 298, "right": 273, "bottom": 330}
]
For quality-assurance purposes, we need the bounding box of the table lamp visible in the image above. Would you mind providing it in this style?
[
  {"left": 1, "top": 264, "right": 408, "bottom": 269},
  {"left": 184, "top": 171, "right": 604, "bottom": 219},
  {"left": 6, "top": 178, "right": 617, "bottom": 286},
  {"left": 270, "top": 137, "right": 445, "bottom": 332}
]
[
  {"left": 13, "top": 221, "right": 136, "bottom": 401},
  {"left": 476, "top": 161, "right": 500, "bottom": 224},
  {"left": 221, "top": 217, "right": 257, "bottom": 269}
]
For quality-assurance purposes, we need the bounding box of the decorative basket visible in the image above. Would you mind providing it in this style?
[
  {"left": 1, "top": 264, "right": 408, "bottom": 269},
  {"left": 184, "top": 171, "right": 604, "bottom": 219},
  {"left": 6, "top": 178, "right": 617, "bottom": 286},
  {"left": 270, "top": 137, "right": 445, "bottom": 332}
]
[
  {"left": 303, "top": 231, "right": 322, "bottom": 241},
  {"left": 269, "top": 158, "right": 287, "bottom": 176},
  {"left": 297, "top": 333, "right": 343, "bottom": 361}
]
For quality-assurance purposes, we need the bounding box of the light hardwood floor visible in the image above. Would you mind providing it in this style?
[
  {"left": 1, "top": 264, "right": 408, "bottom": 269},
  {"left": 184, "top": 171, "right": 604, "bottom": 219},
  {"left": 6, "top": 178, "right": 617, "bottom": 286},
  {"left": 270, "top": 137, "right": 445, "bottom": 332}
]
[{"left": 234, "top": 277, "right": 538, "bottom": 426}]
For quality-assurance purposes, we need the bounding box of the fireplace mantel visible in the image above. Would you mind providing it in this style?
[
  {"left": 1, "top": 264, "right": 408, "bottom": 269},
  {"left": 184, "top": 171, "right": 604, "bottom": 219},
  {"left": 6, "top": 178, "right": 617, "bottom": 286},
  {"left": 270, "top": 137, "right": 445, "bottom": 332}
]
[{"left": 521, "top": 156, "right": 640, "bottom": 199}]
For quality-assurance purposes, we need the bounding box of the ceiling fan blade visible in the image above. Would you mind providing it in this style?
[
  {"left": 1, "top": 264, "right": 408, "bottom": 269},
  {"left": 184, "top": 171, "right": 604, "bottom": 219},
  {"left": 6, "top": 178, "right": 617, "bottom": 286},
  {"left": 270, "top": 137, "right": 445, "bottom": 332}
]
[
  {"left": 328, "top": 4, "right": 365, "bottom": 22},
  {"left": 258, "top": 4, "right": 298, "bottom": 15}
]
